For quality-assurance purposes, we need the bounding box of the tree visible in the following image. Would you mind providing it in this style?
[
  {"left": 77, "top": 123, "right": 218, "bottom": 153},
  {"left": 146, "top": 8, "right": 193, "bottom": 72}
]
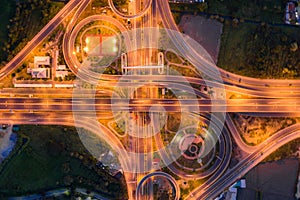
[
  {"left": 63, "top": 175, "right": 74, "bottom": 186},
  {"left": 290, "top": 42, "right": 298, "bottom": 52}
]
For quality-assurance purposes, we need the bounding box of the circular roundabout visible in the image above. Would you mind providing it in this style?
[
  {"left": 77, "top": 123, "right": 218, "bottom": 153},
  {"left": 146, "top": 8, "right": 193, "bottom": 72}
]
[{"left": 156, "top": 113, "right": 232, "bottom": 180}]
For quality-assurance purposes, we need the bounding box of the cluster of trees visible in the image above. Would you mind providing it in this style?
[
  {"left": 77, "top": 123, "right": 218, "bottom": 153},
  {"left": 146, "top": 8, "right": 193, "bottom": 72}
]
[
  {"left": 244, "top": 24, "right": 300, "bottom": 79},
  {"left": 92, "top": 0, "right": 127, "bottom": 7},
  {"left": 113, "top": 0, "right": 128, "bottom": 7},
  {"left": 170, "top": 3, "right": 208, "bottom": 24},
  {"left": 1, "top": 0, "right": 63, "bottom": 66},
  {"left": 58, "top": 127, "right": 127, "bottom": 199},
  {"left": 66, "top": 151, "right": 127, "bottom": 198},
  {"left": 207, "top": 0, "right": 283, "bottom": 23},
  {"left": 264, "top": 138, "right": 300, "bottom": 162},
  {"left": 103, "top": 67, "right": 118, "bottom": 75},
  {"left": 92, "top": 0, "right": 108, "bottom": 7},
  {"left": 54, "top": 73, "right": 77, "bottom": 82},
  {"left": 7, "top": 125, "right": 128, "bottom": 199},
  {"left": 170, "top": 2, "right": 208, "bottom": 13}
]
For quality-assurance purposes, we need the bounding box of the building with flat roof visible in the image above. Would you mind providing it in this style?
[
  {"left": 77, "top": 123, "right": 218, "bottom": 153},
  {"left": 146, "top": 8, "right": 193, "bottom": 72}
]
[
  {"left": 55, "top": 70, "right": 68, "bottom": 78},
  {"left": 34, "top": 56, "right": 50, "bottom": 68},
  {"left": 30, "top": 68, "right": 50, "bottom": 79},
  {"left": 14, "top": 83, "right": 52, "bottom": 88},
  {"left": 57, "top": 65, "right": 66, "bottom": 70}
]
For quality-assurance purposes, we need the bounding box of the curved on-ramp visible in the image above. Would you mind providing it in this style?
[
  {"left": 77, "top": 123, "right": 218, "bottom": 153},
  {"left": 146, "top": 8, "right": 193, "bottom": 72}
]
[{"left": 135, "top": 171, "right": 180, "bottom": 200}]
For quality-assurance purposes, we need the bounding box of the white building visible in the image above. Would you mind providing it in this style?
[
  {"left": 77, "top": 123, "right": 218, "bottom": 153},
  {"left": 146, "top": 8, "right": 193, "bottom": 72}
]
[
  {"left": 34, "top": 56, "right": 50, "bottom": 68},
  {"left": 27, "top": 56, "right": 51, "bottom": 79},
  {"left": 57, "top": 65, "right": 66, "bottom": 70},
  {"left": 55, "top": 70, "right": 68, "bottom": 78},
  {"left": 30, "top": 68, "right": 50, "bottom": 79}
]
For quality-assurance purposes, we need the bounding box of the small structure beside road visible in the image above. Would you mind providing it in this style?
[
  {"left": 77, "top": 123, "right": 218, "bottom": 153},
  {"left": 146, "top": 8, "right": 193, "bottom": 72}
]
[
  {"left": 27, "top": 56, "right": 51, "bottom": 79},
  {"left": 285, "top": 1, "right": 300, "bottom": 25}
]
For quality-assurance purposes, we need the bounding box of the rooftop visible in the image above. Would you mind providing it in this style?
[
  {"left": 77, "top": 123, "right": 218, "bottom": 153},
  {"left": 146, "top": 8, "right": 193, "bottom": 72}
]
[
  {"left": 30, "top": 68, "right": 50, "bottom": 79},
  {"left": 34, "top": 56, "right": 50, "bottom": 68}
]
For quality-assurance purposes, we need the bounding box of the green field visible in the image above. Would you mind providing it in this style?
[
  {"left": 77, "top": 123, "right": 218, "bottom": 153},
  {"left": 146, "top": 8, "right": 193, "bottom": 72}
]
[
  {"left": 0, "top": 0, "right": 64, "bottom": 65},
  {"left": 170, "top": 1, "right": 300, "bottom": 79},
  {"left": 0, "top": 125, "right": 127, "bottom": 199},
  {"left": 0, "top": 0, "right": 16, "bottom": 61},
  {"left": 264, "top": 138, "right": 300, "bottom": 162},
  {"left": 217, "top": 21, "right": 300, "bottom": 79},
  {"left": 206, "top": 0, "right": 284, "bottom": 24},
  {"left": 217, "top": 22, "right": 257, "bottom": 77},
  {"left": 0, "top": 0, "right": 15, "bottom": 41}
]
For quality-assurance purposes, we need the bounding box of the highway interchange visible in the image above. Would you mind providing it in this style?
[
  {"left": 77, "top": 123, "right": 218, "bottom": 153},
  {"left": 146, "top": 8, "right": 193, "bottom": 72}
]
[{"left": 0, "top": 0, "right": 300, "bottom": 199}]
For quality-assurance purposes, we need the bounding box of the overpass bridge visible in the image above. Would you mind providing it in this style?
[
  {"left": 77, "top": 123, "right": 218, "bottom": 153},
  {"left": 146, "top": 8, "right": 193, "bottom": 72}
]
[{"left": 1, "top": 98, "right": 299, "bottom": 113}]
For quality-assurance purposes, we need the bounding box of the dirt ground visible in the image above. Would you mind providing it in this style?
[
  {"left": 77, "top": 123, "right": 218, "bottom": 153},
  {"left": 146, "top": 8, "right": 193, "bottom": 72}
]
[
  {"left": 232, "top": 114, "right": 299, "bottom": 145},
  {"left": 238, "top": 158, "right": 299, "bottom": 200},
  {"left": 179, "top": 15, "right": 223, "bottom": 63}
]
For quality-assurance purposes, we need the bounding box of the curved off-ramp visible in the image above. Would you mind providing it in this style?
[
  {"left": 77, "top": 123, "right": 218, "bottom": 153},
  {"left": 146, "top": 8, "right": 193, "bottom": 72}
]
[{"left": 135, "top": 171, "right": 180, "bottom": 200}]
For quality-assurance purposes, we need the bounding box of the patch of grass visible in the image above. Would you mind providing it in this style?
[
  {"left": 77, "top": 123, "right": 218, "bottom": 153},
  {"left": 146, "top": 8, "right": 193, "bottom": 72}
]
[
  {"left": 170, "top": 2, "right": 208, "bottom": 13},
  {"left": 92, "top": 0, "right": 108, "bottom": 7},
  {"left": 206, "top": 0, "right": 284, "bottom": 24},
  {"left": 0, "top": 0, "right": 16, "bottom": 61},
  {"left": 0, "top": 125, "right": 127, "bottom": 199},
  {"left": 1, "top": 0, "right": 65, "bottom": 66},
  {"left": 180, "top": 179, "right": 207, "bottom": 199},
  {"left": 217, "top": 22, "right": 256, "bottom": 76},
  {"left": 218, "top": 22, "right": 300, "bottom": 79},
  {"left": 264, "top": 138, "right": 300, "bottom": 162},
  {"left": 0, "top": 0, "right": 15, "bottom": 41},
  {"left": 170, "top": 3, "right": 208, "bottom": 24}
]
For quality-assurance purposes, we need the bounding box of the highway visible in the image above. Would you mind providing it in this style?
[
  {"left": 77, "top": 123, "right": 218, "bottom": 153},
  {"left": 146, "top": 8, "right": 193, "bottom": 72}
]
[
  {"left": 0, "top": 0, "right": 300, "bottom": 200},
  {"left": 0, "top": 97, "right": 300, "bottom": 113},
  {"left": 59, "top": 70, "right": 300, "bottom": 99},
  {"left": 1, "top": 111, "right": 299, "bottom": 200}
]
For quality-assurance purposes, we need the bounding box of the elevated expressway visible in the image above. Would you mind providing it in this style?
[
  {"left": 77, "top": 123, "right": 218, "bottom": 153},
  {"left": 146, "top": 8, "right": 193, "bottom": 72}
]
[
  {"left": 1, "top": 97, "right": 300, "bottom": 113},
  {"left": 0, "top": 0, "right": 299, "bottom": 200}
]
